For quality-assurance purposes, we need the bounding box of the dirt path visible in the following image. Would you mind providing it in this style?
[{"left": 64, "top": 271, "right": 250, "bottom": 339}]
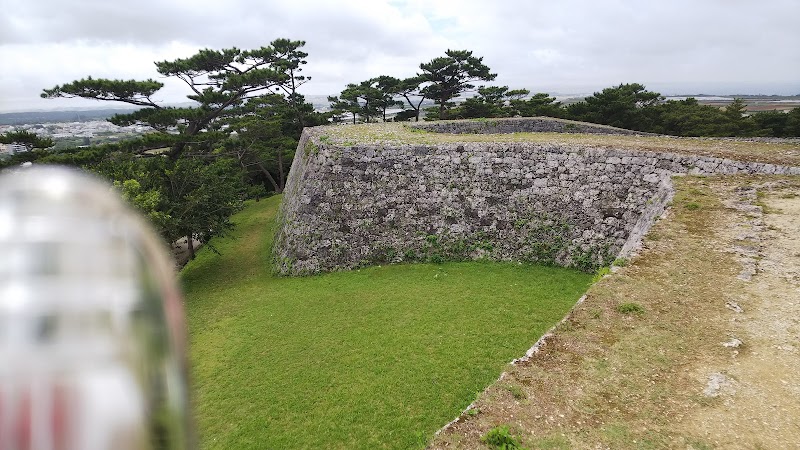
[
  {"left": 682, "top": 180, "right": 800, "bottom": 448},
  {"left": 429, "top": 176, "right": 800, "bottom": 449}
]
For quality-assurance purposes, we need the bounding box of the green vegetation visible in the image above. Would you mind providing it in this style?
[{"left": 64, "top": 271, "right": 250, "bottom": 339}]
[
  {"left": 482, "top": 425, "right": 527, "bottom": 449},
  {"left": 0, "top": 129, "right": 53, "bottom": 151},
  {"left": 684, "top": 202, "right": 701, "bottom": 210},
  {"left": 183, "top": 196, "right": 593, "bottom": 449},
  {"left": 329, "top": 49, "right": 496, "bottom": 123},
  {"left": 32, "top": 40, "right": 330, "bottom": 259},
  {"left": 330, "top": 63, "right": 800, "bottom": 136},
  {"left": 592, "top": 266, "right": 612, "bottom": 283},
  {"left": 438, "top": 82, "right": 800, "bottom": 137},
  {"left": 612, "top": 257, "right": 629, "bottom": 267},
  {"left": 418, "top": 49, "right": 497, "bottom": 120},
  {"left": 501, "top": 383, "right": 527, "bottom": 400},
  {"left": 328, "top": 77, "right": 404, "bottom": 124},
  {"left": 617, "top": 302, "right": 645, "bottom": 315}
]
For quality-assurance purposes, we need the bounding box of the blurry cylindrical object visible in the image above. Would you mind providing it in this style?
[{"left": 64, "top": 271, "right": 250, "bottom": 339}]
[{"left": 0, "top": 166, "right": 191, "bottom": 450}]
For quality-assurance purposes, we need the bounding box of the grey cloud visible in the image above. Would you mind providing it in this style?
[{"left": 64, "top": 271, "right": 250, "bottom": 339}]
[
  {"left": 2, "top": 0, "right": 437, "bottom": 59},
  {"left": 1, "top": 0, "right": 798, "bottom": 112},
  {"left": 0, "top": 0, "right": 236, "bottom": 45},
  {"left": 429, "top": 0, "right": 799, "bottom": 93}
]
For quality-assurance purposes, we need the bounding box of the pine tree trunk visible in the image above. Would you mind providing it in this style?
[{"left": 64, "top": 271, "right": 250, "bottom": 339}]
[
  {"left": 415, "top": 98, "right": 425, "bottom": 122},
  {"left": 288, "top": 70, "right": 305, "bottom": 129},
  {"left": 187, "top": 234, "right": 195, "bottom": 260},
  {"left": 257, "top": 161, "right": 283, "bottom": 194}
]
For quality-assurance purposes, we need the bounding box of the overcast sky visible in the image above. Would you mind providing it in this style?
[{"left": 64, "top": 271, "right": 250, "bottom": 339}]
[{"left": 2, "top": 0, "right": 798, "bottom": 112}]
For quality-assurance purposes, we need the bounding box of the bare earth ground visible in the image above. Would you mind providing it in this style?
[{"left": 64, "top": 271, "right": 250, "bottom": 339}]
[{"left": 429, "top": 175, "right": 800, "bottom": 449}]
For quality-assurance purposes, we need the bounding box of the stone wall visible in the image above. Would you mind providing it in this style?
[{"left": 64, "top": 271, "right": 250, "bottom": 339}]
[
  {"left": 409, "top": 117, "right": 654, "bottom": 135},
  {"left": 274, "top": 126, "right": 800, "bottom": 275}
]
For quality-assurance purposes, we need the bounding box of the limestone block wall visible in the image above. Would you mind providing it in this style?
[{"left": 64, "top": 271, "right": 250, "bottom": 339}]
[
  {"left": 274, "top": 127, "right": 800, "bottom": 275},
  {"left": 409, "top": 117, "right": 654, "bottom": 135}
]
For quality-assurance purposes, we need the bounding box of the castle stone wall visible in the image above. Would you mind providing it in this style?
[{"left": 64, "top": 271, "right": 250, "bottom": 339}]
[
  {"left": 409, "top": 117, "right": 654, "bottom": 135},
  {"left": 274, "top": 125, "right": 800, "bottom": 275}
]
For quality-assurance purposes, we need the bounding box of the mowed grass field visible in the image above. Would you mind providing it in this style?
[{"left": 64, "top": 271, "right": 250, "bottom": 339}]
[{"left": 182, "top": 196, "right": 593, "bottom": 449}]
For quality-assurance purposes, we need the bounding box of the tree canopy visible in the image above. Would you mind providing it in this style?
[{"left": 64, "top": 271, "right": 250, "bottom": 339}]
[
  {"left": 328, "top": 78, "right": 403, "bottom": 123},
  {"left": 0, "top": 130, "right": 54, "bottom": 151},
  {"left": 565, "top": 83, "right": 662, "bottom": 131},
  {"left": 222, "top": 93, "right": 327, "bottom": 193},
  {"left": 418, "top": 49, "right": 497, "bottom": 120},
  {"left": 36, "top": 39, "right": 316, "bottom": 260},
  {"left": 421, "top": 86, "right": 563, "bottom": 120},
  {"left": 42, "top": 40, "right": 309, "bottom": 161}
]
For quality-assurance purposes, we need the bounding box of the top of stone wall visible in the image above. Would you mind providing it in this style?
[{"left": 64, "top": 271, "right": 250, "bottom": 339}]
[
  {"left": 313, "top": 119, "right": 800, "bottom": 167},
  {"left": 408, "top": 117, "right": 653, "bottom": 136}
]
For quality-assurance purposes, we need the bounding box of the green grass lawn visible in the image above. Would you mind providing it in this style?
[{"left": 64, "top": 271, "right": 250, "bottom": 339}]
[{"left": 182, "top": 196, "right": 593, "bottom": 449}]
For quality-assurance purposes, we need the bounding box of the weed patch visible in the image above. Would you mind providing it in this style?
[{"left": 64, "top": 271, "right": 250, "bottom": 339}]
[
  {"left": 592, "top": 266, "right": 611, "bottom": 283},
  {"left": 502, "top": 383, "right": 527, "bottom": 400},
  {"left": 617, "top": 302, "right": 646, "bottom": 315},
  {"left": 482, "top": 425, "right": 527, "bottom": 449}
]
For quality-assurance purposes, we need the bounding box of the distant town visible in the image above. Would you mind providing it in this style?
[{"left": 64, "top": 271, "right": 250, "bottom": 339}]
[{"left": 0, "top": 120, "right": 149, "bottom": 154}]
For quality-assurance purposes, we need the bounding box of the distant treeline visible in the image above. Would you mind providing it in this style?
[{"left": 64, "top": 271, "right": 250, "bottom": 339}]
[
  {"left": 327, "top": 51, "right": 800, "bottom": 137},
  {"left": 437, "top": 83, "right": 800, "bottom": 137}
]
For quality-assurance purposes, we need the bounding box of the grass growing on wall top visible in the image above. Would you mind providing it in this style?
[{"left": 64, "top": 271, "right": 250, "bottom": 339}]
[
  {"left": 183, "top": 196, "right": 593, "bottom": 449},
  {"left": 318, "top": 121, "right": 800, "bottom": 166}
]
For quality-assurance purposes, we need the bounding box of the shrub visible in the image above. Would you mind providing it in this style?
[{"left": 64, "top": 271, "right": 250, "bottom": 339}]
[{"left": 482, "top": 425, "right": 526, "bottom": 449}]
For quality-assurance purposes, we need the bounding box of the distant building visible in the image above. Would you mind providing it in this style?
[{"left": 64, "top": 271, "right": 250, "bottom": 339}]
[{"left": 0, "top": 143, "right": 29, "bottom": 155}]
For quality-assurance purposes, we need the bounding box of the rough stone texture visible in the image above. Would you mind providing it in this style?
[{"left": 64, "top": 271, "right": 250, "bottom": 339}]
[
  {"left": 409, "top": 117, "right": 654, "bottom": 135},
  {"left": 274, "top": 125, "right": 800, "bottom": 275}
]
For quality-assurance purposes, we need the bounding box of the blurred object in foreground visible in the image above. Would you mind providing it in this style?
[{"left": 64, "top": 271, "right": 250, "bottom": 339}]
[{"left": 0, "top": 166, "right": 192, "bottom": 450}]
